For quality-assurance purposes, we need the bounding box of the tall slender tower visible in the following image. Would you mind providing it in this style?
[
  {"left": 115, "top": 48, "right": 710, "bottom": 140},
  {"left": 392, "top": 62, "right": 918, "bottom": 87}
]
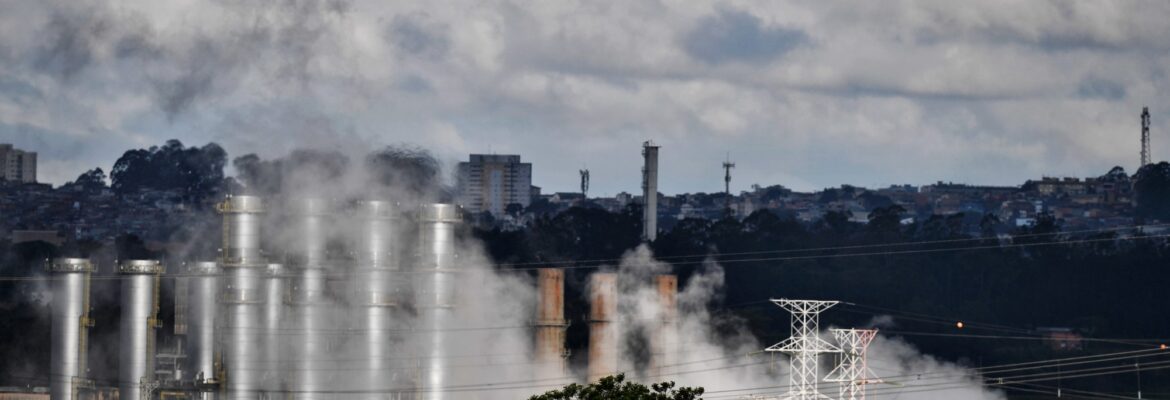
[
  {"left": 722, "top": 155, "right": 735, "bottom": 212},
  {"left": 580, "top": 169, "right": 590, "bottom": 199},
  {"left": 1142, "top": 107, "right": 1151, "bottom": 167},
  {"left": 642, "top": 141, "right": 659, "bottom": 241}
]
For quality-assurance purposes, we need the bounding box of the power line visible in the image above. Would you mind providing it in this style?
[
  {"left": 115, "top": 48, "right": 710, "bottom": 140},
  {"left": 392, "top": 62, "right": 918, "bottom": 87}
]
[{"left": 3, "top": 227, "right": 1166, "bottom": 282}]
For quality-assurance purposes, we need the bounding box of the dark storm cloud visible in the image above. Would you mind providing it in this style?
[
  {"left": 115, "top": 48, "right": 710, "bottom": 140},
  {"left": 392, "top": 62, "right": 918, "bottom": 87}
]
[
  {"left": 153, "top": 38, "right": 229, "bottom": 119},
  {"left": 35, "top": 10, "right": 109, "bottom": 80},
  {"left": 681, "top": 8, "right": 807, "bottom": 65}
]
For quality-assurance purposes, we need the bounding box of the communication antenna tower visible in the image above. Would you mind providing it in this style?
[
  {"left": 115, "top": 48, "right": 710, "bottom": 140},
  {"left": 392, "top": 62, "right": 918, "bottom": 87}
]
[
  {"left": 722, "top": 154, "right": 735, "bottom": 212},
  {"left": 580, "top": 169, "right": 590, "bottom": 199},
  {"left": 766, "top": 299, "right": 841, "bottom": 400},
  {"left": 1141, "top": 107, "right": 1151, "bottom": 167},
  {"left": 826, "top": 329, "right": 881, "bottom": 400}
]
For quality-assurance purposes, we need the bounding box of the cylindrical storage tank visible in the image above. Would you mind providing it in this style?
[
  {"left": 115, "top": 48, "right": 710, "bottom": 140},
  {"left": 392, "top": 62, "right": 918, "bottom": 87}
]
[
  {"left": 415, "top": 204, "right": 462, "bottom": 400},
  {"left": 118, "top": 259, "right": 164, "bottom": 400},
  {"left": 286, "top": 198, "right": 335, "bottom": 400},
  {"left": 534, "top": 269, "right": 567, "bottom": 379},
  {"left": 350, "top": 200, "right": 403, "bottom": 397},
  {"left": 49, "top": 258, "right": 95, "bottom": 400},
  {"left": 263, "top": 263, "right": 288, "bottom": 397},
  {"left": 651, "top": 274, "right": 678, "bottom": 376},
  {"left": 222, "top": 265, "right": 263, "bottom": 400},
  {"left": 219, "top": 195, "right": 265, "bottom": 265},
  {"left": 218, "top": 195, "right": 266, "bottom": 400},
  {"left": 587, "top": 272, "right": 617, "bottom": 383},
  {"left": 289, "top": 198, "right": 330, "bottom": 267},
  {"left": 186, "top": 261, "right": 220, "bottom": 399}
]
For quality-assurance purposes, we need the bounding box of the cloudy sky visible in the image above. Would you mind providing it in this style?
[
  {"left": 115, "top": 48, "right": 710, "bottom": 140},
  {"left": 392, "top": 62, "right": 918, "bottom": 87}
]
[{"left": 1, "top": 1, "right": 1168, "bottom": 195}]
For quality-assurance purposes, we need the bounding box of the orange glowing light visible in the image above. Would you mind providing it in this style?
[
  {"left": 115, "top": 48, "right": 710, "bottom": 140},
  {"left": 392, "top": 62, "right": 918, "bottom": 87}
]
[
  {"left": 1161, "top": 344, "right": 1167, "bottom": 350},
  {"left": 956, "top": 322, "right": 964, "bottom": 329}
]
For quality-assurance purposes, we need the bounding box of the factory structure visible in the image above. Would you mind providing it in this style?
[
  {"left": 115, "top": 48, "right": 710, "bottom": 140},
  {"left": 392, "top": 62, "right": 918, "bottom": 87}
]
[{"left": 40, "top": 192, "right": 684, "bottom": 399}]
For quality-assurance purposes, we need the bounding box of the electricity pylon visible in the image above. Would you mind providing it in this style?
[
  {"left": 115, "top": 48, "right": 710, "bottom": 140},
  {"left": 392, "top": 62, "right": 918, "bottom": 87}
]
[
  {"left": 826, "top": 329, "right": 881, "bottom": 400},
  {"left": 766, "top": 299, "right": 841, "bottom": 400}
]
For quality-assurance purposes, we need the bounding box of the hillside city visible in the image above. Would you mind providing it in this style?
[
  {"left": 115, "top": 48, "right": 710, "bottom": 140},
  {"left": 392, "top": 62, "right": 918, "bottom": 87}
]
[{"left": 0, "top": 142, "right": 1163, "bottom": 250}]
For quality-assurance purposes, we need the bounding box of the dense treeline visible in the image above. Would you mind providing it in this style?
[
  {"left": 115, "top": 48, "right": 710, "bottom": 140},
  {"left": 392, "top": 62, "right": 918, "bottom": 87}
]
[{"left": 476, "top": 205, "right": 1170, "bottom": 394}]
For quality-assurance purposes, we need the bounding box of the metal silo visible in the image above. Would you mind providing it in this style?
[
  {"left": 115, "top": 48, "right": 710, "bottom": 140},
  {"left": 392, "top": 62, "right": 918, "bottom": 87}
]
[
  {"left": 263, "top": 263, "right": 288, "bottom": 398},
  {"left": 186, "top": 261, "right": 220, "bottom": 399},
  {"left": 286, "top": 198, "right": 336, "bottom": 400},
  {"left": 415, "top": 204, "right": 461, "bottom": 400},
  {"left": 118, "top": 259, "right": 164, "bottom": 400},
  {"left": 350, "top": 200, "right": 402, "bottom": 398},
  {"left": 49, "top": 258, "right": 95, "bottom": 400},
  {"left": 218, "top": 195, "right": 266, "bottom": 400}
]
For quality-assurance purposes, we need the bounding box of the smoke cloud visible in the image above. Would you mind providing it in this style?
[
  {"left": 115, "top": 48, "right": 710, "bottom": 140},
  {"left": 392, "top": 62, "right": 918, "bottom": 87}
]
[{"left": 586, "top": 244, "right": 1005, "bottom": 399}]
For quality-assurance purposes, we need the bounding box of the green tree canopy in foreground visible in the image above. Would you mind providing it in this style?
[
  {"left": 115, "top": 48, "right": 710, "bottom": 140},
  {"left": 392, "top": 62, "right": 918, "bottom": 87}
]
[{"left": 530, "top": 374, "right": 704, "bottom": 400}]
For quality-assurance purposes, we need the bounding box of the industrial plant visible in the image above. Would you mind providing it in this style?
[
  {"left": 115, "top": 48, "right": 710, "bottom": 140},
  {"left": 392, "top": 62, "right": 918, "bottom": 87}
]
[{"left": 36, "top": 188, "right": 700, "bottom": 400}]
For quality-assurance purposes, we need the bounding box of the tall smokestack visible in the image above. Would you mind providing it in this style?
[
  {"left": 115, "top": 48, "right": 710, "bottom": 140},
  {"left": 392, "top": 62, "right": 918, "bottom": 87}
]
[
  {"left": 49, "top": 258, "right": 95, "bottom": 400},
  {"left": 218, "top": 195, "right": 266, "bottom": 400},
  {"left": 587, "top": 272, "right": 618, "bottom": 383},
  {"left": 351, "top": 200, "right": 403, "bottom": 395},
  {"left": 534, "top": 269, "right": 568, "bottom": 379},
  {"left": 286, "top": 198, "right": 335, "bottom": 400},
  {"left": 650, "top": 274, "right": 678, "bottom": 377},
  {"left": 262, "top": 263, "right": 287, "bottom": 396},
  {"left": 118, "top": 259, "right": 164, "bottom": 400},
  {"left": 416, "top": 203, "right": 462, "bottom": 400},
  {"left": 642, "top": 141, "right": 659, "bottom": 241},
  {"left": 185, "top": 261, "right": 220, "bottom": 399}
]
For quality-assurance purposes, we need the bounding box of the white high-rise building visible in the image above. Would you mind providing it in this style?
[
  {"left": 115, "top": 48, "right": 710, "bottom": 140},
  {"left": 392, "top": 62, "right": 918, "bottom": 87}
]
[
  {"left": 0, "top": 144, "right": 37, "bottom": 183},
  {"left": 456, "top": 154, "right": 532, "bottom": 216}
]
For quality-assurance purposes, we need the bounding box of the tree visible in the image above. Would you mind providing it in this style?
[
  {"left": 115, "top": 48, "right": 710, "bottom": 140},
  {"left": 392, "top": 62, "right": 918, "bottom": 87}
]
[
  {"left": 530, "top": 374, "right": 704, "bottom": 400},
  {"left": 505, "top": 202, "right": 525, "bottom": 218},
  {"left": 64, "top": 167, "right": 108, "bottom": 192},
  {"left": 110, "top": 139, "right": 228, "bottom": 201},
  {"left": 1133, "top": 161, "right": 1170, "bottom": 220},
  {"left": 365, "top": 145, "right": 441, "bottom": 196}
]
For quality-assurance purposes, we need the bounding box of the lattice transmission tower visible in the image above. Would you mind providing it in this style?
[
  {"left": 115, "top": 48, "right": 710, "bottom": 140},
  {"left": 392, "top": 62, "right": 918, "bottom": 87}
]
[
  {"left": 766, "top": 299, "right": 841, "bottom": 400},
  {"left": 825, "top": 329, "right": 881, "bottom": 400}
]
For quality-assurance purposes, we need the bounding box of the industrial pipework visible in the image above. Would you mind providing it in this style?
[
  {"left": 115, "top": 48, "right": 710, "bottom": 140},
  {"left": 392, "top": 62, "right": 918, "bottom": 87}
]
[
  {"left": 119, "top": 259, "right": 164, "bottom": 400},
  {"left": 49, "top": 258, "right": 95, "bottom": 400},
  {"left": 534, "top": 268, "right": 568, "bottom": 379},
  {"left": 218, "top": 195, "right": 266, "bottom": 400},
  {"left": 286, "top": 198, "right": 335, "bottom": 400},
  {"left": 587, "top": 272, "right": 618, "bottom": 383},
  {"left": 415, "top": 203, "right": 462, "bottom": 400},
  {"left": 350, "top": 200, "right": 403, "bottom": 397}
]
